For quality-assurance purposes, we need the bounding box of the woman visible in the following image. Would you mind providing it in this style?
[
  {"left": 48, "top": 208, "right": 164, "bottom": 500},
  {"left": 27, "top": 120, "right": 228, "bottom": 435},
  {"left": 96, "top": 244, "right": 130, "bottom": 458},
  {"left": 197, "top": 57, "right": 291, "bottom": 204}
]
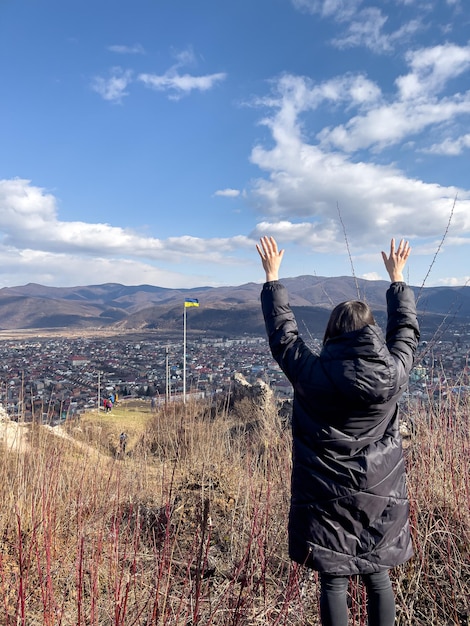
[{"left": 256, "top": 237, "right": 420, "bottom": 626}]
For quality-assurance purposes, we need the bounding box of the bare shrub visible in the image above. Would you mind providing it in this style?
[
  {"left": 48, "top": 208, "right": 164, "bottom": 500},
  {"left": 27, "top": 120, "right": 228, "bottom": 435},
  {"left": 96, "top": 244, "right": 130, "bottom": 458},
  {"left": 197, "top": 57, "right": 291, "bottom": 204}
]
[
  {"left": 0, "top": 388, "right": 468, "bottom": 624},
  {"left": 394, "top": 393, "right": 470, "bottom": 625}
]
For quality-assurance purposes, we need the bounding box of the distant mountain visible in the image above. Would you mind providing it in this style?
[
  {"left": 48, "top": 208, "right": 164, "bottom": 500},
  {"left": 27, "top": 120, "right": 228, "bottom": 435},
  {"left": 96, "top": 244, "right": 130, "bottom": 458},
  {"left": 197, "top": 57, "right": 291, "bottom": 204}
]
[{"left": 0, "top": 277, "right": 468, "bottom": 339}]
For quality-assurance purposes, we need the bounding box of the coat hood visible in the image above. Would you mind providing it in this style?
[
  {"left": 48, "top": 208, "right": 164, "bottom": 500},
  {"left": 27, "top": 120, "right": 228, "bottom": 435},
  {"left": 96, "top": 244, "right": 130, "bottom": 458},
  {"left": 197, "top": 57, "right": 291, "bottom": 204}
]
[{"left": 318, "top": 324, "right": 397, "bottom": 406}]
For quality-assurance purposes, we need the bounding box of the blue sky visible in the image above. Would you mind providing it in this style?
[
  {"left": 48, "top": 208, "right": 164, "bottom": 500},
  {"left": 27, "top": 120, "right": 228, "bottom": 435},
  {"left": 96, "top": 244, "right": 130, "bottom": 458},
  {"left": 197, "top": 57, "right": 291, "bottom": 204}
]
[{"left": 0, "top": 0, "right": 469, "bottom": 290}]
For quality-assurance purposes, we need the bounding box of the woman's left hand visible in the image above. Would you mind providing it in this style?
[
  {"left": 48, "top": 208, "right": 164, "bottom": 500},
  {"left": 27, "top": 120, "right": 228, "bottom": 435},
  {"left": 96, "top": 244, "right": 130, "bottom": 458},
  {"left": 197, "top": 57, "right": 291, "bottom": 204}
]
[{"left": 256, "top": 236, "right": 285, "bottom": 282}]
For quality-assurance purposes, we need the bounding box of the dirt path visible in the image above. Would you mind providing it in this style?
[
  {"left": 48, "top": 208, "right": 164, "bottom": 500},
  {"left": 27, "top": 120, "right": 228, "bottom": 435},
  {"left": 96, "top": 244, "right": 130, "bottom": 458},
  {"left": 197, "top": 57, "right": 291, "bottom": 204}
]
[
  {"left": 0, "top": 418, "right": 30, "bottom": 453},
  {"left": 0, "top": 415, "right": 104, "bottom": 458}
]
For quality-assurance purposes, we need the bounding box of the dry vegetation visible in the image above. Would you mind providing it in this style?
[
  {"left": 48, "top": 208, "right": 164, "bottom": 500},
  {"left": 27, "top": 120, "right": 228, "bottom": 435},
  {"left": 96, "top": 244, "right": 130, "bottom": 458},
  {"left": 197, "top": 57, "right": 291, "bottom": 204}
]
[{"left": 0, "top": 382, "right": 468, "bottom": 625}]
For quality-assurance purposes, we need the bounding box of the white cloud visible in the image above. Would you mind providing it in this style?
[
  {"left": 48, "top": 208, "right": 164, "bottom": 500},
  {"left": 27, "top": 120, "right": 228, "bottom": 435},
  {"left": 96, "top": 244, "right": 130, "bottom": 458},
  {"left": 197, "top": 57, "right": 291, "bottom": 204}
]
[
  {"left": 173, "top": 47, "right": 198, "bottom": 66},
  {"left": 332, "top": 7, "right": 389, "bottom": 51},
  {"left": 99, "top": 39, "right": 460, "bottom": 286},
  {"left": 92, "top": 46, "right": 225, "bottom": 103},
  {"left": 0, "top": 179, "right": 253, "bottom": 286},
  {"left": 91, "top": 67, "right": 133, "bottom": 103},
  {"left": 250, "top": 220, "right": 342, "bottom": 253},
  {"left": 251, "top": 138, "right": 470, "bottom": 239},
  {"left": 319, "top": 98, "right": 470, "bottom": 152},
  {"left": 214, "top": 188, "right": 241, "bottom": 198},
  {"left": 0, "top": 249, "right": 197, "bottom": 289},
  {"left": 247, "top": 59, "right": 470, "bottom": 254},
  {"left": 362, "top": 272, "right": 382, "bottom": 281},
  {"left": 137, "top": 45, "right": 226, "bottom": 99},
  {"left": 425, "top": 133, "right": 470, "bottom": 155},
  {"left": 316, "top": 44, "right": 470, "bottom": 152},
  {"left": 291, "top": 0, "right": 363, "bottom": 20},
  {"left": 436, "top": 276, "right": 470, "bottom": 286},
  {"left": 138, "top": 71, "right": 226, "bottom": 99},
  {"left": 397, "top": 44, "right": 470, "bottom": 100},
  {"left": 334, "top": 10, "right": 422, "bottom": 53},
  {"left": 108, "top": 44, "right": 145, "bottom": 55},
  {"left": 256, "top": 73, "right": 382, "bottom": 131},
  {"left": 0, "top": 178, "right": 57, "bottom": 226},
  {"left": 291, "top": 0, "right": 424, "bottom": 53}
]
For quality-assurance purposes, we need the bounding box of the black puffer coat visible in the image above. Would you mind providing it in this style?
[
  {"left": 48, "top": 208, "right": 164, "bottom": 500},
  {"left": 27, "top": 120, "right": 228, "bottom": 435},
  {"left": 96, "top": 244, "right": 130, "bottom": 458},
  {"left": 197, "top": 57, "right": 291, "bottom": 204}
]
[{"left": 261, "top": 281, "right": 420, "bottom": 575}]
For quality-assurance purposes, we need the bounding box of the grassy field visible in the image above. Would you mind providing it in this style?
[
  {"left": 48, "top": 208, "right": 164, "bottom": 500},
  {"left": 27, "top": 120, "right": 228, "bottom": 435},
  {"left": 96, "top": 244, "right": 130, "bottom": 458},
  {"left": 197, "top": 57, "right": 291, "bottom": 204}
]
[
  {"left": 0, "top": 386, "right": 468, "bottom": 625},
  {"left": 80, "top": 400, "right": 154, "bottom": 453}
]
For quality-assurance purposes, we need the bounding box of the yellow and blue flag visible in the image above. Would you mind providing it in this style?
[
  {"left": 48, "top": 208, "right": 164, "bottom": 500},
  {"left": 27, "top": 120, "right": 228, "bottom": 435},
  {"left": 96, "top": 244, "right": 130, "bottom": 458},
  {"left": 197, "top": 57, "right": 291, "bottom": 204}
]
[{"left": 184, "top": 298, "right": 199, "bottom": 308}]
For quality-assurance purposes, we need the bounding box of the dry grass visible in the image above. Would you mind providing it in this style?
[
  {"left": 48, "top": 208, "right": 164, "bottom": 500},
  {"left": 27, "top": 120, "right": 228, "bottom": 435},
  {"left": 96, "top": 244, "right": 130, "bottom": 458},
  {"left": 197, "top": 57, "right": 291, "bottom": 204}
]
[
  {"left": 396, "top": 391, "right": 470, "bottom": 625},
  {"left": 0, "top": 386, "right": 468, "bottom": 625}
]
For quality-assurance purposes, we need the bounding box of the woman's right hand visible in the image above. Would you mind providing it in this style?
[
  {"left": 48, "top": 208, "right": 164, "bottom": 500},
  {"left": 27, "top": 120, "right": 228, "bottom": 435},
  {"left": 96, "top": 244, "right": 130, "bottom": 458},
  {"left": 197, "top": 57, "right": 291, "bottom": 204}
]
[{"left": 381, "top": 238, "right": 411, "bottom": 283}]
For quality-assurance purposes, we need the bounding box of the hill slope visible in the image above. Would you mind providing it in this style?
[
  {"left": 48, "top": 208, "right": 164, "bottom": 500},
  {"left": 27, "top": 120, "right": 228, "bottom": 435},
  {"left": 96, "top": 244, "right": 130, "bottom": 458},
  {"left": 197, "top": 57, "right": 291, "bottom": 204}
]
[{"left": 0, "top": 277, "right": 468, "bottom": 337}]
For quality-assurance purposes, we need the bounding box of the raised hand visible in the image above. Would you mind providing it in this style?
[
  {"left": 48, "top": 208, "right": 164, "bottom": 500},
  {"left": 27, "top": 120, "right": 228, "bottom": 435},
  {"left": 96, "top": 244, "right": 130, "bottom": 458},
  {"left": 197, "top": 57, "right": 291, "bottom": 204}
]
[
  {"left": 256, "top": 236, "right": 285, "bottom": 282},
  {"left": 381, "top": 238, "right": 411, "bottom": 283}
]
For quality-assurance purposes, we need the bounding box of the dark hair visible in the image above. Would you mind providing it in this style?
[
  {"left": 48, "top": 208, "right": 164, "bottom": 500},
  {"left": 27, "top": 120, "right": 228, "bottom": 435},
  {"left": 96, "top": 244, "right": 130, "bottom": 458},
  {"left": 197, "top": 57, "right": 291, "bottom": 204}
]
[{"left": 323, "top": 300, "right": 376, "bottom": 344}]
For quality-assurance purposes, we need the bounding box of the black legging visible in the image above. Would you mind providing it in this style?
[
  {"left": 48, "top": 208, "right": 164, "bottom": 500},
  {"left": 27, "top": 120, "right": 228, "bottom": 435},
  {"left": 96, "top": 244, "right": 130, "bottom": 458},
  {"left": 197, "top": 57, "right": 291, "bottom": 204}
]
[{"left": 319, "top": 570, "right": 396, "bottom": 626}]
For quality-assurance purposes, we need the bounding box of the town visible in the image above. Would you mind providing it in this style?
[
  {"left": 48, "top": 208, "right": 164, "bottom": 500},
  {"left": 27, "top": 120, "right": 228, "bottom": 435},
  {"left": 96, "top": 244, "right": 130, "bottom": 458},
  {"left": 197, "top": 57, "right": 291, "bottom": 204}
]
[{"left": 0, "top": 321, "right": 469, "bottom": 423}]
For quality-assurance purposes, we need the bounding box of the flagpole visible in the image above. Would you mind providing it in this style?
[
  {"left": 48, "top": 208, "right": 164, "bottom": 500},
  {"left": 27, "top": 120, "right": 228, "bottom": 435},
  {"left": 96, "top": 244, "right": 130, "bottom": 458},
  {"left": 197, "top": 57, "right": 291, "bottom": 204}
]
[
  {"left": 165, "top": 346, "right": 170, "bottom": 406},
  {"left": 183, "top": 303, "right": 187, "bottom": 404},
  {"left": 182, "top": 298, "right": 198, "bottom": 405},
  {"left": 97, "top": 370, "right": 101, "bottom": 413}
]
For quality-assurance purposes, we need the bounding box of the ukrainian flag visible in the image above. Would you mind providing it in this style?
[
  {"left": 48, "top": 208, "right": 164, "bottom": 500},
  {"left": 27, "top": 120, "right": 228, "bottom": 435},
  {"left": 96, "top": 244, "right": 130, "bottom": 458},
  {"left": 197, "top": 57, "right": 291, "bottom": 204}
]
[{"left": 184, "top": 298, "right": 199, "bottom": 308}]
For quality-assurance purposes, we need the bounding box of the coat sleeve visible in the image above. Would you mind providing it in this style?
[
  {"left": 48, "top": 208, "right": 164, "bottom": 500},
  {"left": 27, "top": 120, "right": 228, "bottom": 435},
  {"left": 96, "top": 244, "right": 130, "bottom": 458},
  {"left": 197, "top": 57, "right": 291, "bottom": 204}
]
[
  {"left": 260, "top": 281, "right": 315, "bottom": 384},
  {"left": 385, "top": 282, "right": 420, "bottom": 387}
]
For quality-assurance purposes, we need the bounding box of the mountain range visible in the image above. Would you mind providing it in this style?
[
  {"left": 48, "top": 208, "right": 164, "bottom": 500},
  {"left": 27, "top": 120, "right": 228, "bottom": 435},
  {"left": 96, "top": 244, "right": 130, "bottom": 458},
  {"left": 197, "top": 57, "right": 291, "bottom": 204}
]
[{"left": 0, "top": 277, "right": 468, "bottom": 339}]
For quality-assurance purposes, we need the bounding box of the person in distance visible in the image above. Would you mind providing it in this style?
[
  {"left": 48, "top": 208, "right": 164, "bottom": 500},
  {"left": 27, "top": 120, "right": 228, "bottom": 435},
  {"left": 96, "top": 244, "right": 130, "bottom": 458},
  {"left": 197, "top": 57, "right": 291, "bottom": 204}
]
[{"left": 256, "top": 237, "right": 420, "bottom": 626}]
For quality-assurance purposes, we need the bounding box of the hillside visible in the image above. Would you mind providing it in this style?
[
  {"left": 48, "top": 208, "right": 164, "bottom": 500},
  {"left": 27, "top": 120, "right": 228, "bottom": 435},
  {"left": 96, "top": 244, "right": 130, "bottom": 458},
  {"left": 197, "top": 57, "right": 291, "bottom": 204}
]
[
  {"left": 0, "top": 277, "right": 468, "bottom": 337},
  {"left": 0, "top": 391, "right": 468, "bottom": 624}
]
